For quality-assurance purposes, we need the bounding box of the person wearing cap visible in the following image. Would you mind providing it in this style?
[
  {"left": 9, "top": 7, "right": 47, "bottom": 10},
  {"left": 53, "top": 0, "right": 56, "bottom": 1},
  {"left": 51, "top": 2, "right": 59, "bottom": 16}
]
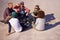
[
  {"left": 18, "top": 1, "right": 30, "bottom": 27},
  {"left": 20, "top": 1, "right": 30, "bottom": 14},
  {"left": 19, "top": 1, "right": 30, "bottom": 19}
]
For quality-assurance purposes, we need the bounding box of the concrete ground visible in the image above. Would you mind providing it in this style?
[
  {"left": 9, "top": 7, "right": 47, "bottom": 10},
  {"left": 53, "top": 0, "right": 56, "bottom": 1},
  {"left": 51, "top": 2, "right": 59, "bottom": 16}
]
[
  {"left": 0, "top": 20, "right": 60, "bottom": 40},
  {"left": 0, "top": 0, "right": 60, "bottom": 40}
]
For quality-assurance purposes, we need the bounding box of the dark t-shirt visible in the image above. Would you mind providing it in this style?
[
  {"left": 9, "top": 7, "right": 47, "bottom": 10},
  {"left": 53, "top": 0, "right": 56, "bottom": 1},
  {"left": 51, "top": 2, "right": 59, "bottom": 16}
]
[
  {"left": 33, "top": 11, "right": 37, "bottom": 16},
  {"left": 4, "top": 7, "right": 14, "bottom": 19},
  {"left": 8, "top": 8, "right": 14, "bottom": 15}
]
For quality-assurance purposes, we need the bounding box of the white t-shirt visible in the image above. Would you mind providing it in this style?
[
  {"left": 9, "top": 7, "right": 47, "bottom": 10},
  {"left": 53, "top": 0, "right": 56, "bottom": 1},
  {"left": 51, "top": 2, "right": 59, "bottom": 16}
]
[{"left": 35, "top": 18, "right": 45, "bottom": 31}]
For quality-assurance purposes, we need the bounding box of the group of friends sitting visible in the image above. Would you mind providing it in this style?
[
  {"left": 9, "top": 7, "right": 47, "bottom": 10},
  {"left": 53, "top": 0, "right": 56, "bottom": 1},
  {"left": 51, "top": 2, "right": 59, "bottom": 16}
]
[{"left": 0, "top": 1, "right": 45, "bottom": 35}]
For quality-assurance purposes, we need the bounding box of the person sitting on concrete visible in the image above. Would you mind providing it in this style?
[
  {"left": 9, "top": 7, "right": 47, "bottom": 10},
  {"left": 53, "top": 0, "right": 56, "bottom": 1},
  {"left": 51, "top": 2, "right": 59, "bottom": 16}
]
[
  {"left": 18, "top": 1, "right": 30, "bottom": 26},
  {"left": 9, "top": 4, "right": 22, "bottom": 33},
  {"left": 31, "top": 5, "right": 40, "bottom": 23},
  {"left": 35, "top": 10, "right": 45, "bottom": 31},
  {"left": 0, "top": 2, "right": 14, "bottom": 23},
  {"left": 0, "top": 2, "right": 14, "bottom": 35}
]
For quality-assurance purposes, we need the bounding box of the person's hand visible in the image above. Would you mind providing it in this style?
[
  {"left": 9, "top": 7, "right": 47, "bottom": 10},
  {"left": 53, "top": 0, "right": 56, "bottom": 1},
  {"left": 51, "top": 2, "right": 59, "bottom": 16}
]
[
  {"left": 26, "top": 13, "right": 28, "bottom": 16},
  {"left": 34, "top": 16, "right": 38, "bottom": 18}
]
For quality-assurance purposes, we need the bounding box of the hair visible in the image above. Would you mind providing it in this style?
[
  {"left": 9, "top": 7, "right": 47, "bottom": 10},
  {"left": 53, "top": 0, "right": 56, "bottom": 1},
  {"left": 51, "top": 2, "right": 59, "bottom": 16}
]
[
  {"left": 14, "top": 4, "right": 21, "bottom": 9},
  {"left": 20, "top": 1, "right": 24, "bottom": 5},
  {"left": 34, "top": 5, "right": 40, "bottom": 10},
  {"left": 35, "top": 5, "right": 39, "bottom": 8},
  {"left": 37, "top": 10, "right": 45, "bottom": 18},
  {"left": 8, "top": 2, "right": 13, "bottom": 5}
]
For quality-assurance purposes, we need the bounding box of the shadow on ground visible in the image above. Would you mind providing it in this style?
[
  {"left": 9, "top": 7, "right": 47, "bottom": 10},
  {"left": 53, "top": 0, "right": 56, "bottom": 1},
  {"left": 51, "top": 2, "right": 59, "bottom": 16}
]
[
  {"left": 45, "top": 21, "right": 60, "bottom": 30},
  {"left": 45, "top": 13, "right": 60, "bottom": 30}
]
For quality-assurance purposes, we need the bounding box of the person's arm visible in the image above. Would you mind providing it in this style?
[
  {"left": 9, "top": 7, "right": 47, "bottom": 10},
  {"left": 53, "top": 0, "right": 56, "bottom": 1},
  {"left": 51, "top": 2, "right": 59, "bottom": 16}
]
[
  {"left": 31, "top": 12, "right": 38, "bottom": 18},
  {"left": 25, "top": 7, "right": 30, "bottom": 16},
  {"left": 25, "top": 7, "right": 30, "bottom": 13},
  {"left": 3, "top": 8, "right": 8, "bottom": 19},
  {"left": 6, "top": 9, "right": 11, "bottom": 16}
]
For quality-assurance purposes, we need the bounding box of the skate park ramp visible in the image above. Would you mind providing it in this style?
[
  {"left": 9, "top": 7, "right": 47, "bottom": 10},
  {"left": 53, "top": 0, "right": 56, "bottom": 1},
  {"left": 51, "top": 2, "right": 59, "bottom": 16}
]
[{"left": 0, "top": 0, "right": 60, "bottom": 40}]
